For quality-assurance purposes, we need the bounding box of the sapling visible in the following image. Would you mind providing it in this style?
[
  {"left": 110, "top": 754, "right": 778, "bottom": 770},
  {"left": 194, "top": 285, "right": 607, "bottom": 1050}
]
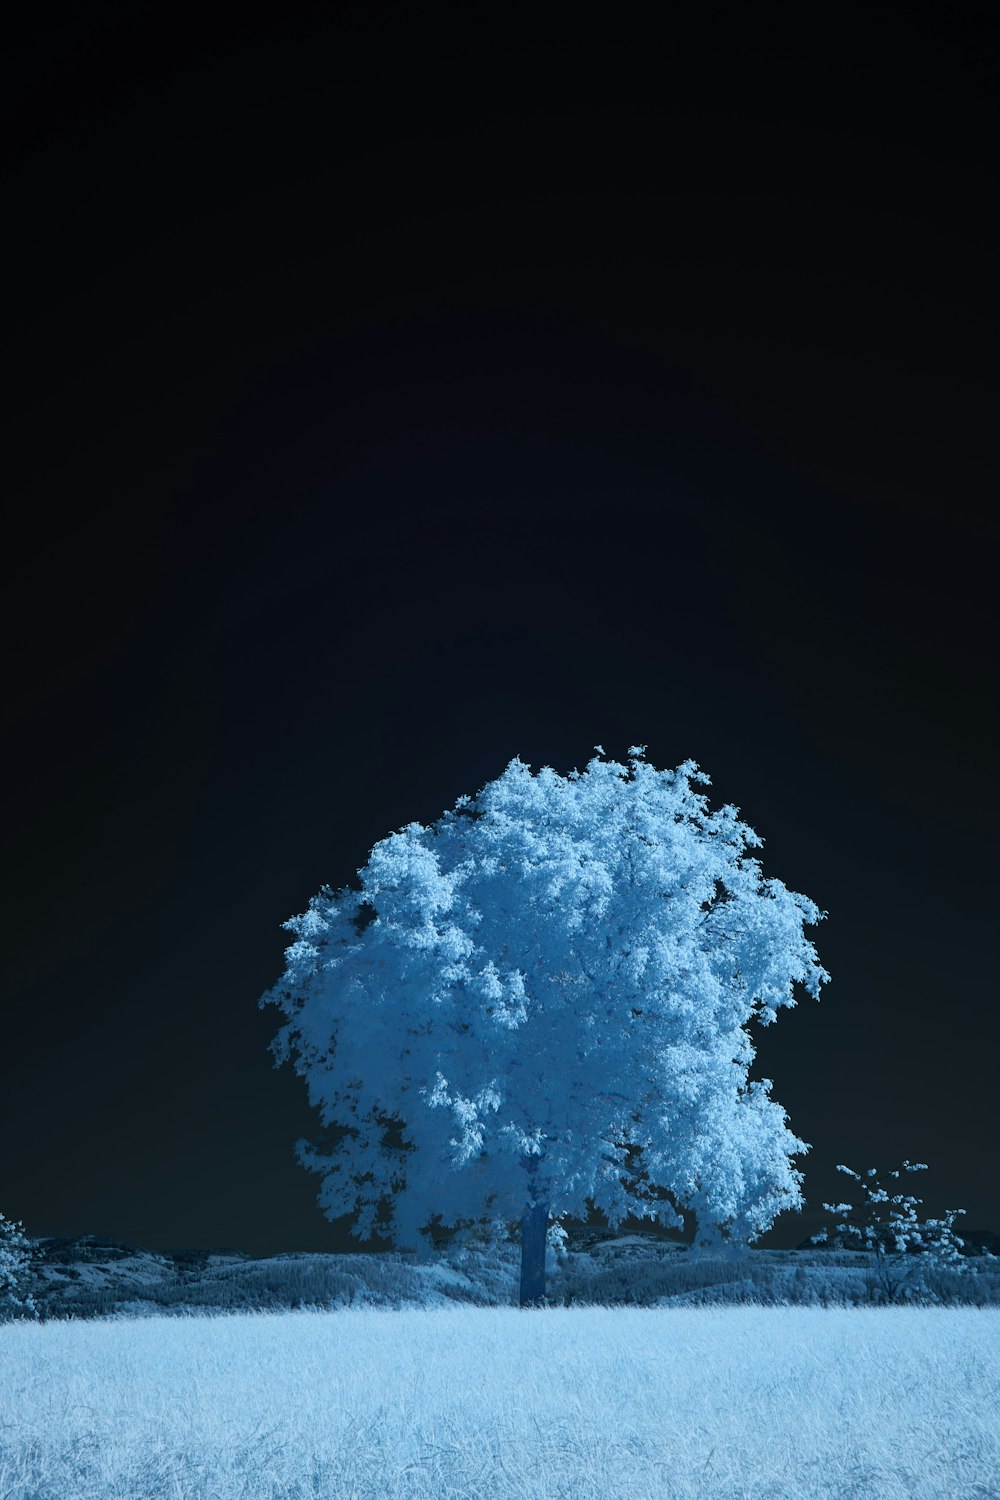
[{"left": 810, "top": 1161, "right": 969, "bottom": 1304}]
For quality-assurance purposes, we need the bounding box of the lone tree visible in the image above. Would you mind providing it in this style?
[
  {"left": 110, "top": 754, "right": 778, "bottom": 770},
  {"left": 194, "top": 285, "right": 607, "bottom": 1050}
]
[{"left": 260, "top": 747, "right": 830, "bottom": 1304}]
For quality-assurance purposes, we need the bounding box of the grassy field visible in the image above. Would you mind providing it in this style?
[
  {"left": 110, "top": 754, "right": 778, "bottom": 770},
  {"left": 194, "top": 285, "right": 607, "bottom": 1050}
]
[{"left": 2, "top": 1303, "right": 999, "bottom": 1498}]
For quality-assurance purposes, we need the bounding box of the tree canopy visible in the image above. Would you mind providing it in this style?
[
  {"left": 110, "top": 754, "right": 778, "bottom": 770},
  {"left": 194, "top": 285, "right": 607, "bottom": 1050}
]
[{"left": 260, "top": 747, "right": 830, "bottom": 1284}]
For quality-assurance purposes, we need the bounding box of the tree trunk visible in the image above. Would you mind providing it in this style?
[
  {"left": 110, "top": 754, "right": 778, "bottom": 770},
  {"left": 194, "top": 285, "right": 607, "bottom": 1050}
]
[{"left": 519, "top": 1199, "right": 549, "bottom": 1306}]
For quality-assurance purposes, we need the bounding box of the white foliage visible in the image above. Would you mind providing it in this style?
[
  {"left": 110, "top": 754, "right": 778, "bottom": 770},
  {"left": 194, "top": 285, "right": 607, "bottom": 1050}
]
[
  {"left": 260, "top": 748, "right": 830, "bottom": 1250},
  {"left": 0, "top": 1212, "right": 37, "bottom": 1320},
  {"left": 809, "top": 1160, "right": 971, "bottom": 1303}
]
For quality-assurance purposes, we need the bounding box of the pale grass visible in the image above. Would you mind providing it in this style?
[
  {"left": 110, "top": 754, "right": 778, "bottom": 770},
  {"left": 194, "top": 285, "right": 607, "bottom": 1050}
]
[{"left": 1, "top": 1304, "right": 999, "bottom": 1498}]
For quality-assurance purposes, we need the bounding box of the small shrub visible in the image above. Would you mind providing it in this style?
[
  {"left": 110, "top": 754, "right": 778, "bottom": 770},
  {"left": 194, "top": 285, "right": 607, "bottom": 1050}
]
[{"left": 809, "top": 1161, "right": 970, "bottom": 1305}]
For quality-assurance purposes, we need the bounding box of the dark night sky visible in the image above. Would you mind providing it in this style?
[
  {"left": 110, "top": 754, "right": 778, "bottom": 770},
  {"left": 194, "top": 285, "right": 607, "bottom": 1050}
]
[{"left": 2, "top": 3, "right": 997, "bottom": 1257}]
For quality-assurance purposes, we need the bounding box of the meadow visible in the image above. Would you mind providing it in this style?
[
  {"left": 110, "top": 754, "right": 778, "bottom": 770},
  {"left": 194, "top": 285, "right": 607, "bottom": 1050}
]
[{"left": 2, "top": 1301, "right": 999, "bottom": 1499}]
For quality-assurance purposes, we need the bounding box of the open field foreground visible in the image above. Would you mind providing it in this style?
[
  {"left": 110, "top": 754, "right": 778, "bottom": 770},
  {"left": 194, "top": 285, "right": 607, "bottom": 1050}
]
[{"left": 1, "top": 1305, "right": 999, "bottom": 1499}]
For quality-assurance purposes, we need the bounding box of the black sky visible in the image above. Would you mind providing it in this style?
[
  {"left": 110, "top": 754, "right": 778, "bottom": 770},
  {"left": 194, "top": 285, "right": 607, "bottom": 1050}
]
[{"left": 2, "top": 3, "right": 997, "bottom": 1257}]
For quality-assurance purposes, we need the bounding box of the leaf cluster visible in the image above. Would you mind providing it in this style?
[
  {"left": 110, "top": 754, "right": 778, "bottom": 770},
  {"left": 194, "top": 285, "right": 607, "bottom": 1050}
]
[{"left": 0, "top": 1211, "right": 38, "bottom": 1320}]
